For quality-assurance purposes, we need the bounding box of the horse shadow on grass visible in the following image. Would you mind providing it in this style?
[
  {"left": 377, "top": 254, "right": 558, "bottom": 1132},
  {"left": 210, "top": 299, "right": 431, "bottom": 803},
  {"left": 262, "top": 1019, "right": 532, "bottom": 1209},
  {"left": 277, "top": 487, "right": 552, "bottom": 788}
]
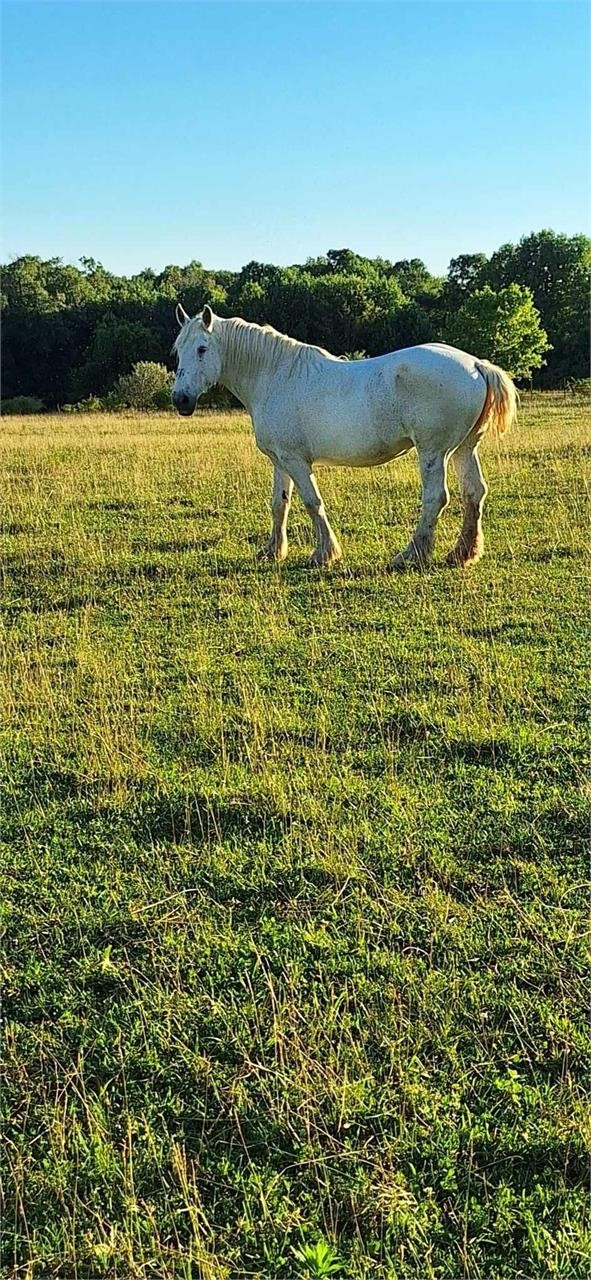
[
  {"left": 527, "top": 545, "right": 578, "bottom": 564},
  {"left": 461, "top": 621, "right": 544, "bottom": 645},
  {"left": 7, "top": 756, "right": 345, "bottom": 928},
  {"left": 4, "top": 587, "right": 105, "bottom": 617},
  {"left": 126, "top": 786, "right": 291, "bottom": 852},
  {"left": 381, "top": 709, "right": 531, "bottom": 771},
  {"left": 129, "top": 536, "right": 222, "bottom": 555},
  {"left": 1, "top": 522, "right": 35, "bottom": 536}
]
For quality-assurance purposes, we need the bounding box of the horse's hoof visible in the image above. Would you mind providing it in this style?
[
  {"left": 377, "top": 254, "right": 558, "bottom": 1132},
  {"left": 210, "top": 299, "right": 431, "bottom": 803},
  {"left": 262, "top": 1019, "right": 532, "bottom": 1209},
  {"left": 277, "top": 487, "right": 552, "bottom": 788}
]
[
  {"left": 445, "top": 543, "right": 483, "bottom": 568},
  {"left": 390, "top": 553, "right": 424, "bottom": 573},
  {"left": 308, "top": 546, "right": 342, "bottom": 568},
  {"left": 258, "top": 541, "right": 288, "bottom": 564}
]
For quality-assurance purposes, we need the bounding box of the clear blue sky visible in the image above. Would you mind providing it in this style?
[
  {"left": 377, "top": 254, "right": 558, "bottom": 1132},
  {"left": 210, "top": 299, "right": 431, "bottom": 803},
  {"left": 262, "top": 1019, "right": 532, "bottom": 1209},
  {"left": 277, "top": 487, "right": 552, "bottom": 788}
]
[{"left": 2, "top": 1, "right": 588, "bottom": 276}]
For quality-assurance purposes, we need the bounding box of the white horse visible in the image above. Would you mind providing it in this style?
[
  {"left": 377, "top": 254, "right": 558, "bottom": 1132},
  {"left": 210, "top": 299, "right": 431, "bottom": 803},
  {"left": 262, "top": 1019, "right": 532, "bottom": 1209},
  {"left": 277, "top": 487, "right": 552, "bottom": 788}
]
[{"left": 172, "top": 305, "right": 516, "bottom": 569}]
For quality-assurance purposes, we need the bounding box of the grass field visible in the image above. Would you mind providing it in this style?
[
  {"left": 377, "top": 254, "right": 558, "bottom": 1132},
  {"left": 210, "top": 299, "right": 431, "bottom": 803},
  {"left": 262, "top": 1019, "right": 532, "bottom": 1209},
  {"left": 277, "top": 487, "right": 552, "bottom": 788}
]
[{"left": 2, "top": 399, "right": 589, "bottom": 1280}]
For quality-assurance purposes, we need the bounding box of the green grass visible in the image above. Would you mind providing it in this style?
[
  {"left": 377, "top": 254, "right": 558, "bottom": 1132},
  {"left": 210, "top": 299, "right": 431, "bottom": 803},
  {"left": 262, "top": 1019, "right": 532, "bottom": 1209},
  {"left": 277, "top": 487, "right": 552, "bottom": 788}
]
[{"left": 1, "top": 399, "right": 589, "bottom": 1280}]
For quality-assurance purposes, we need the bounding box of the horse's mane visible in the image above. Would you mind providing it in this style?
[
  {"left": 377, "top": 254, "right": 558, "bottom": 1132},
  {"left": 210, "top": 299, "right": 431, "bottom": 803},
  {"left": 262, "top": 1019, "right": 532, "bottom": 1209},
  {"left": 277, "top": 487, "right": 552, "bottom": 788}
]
[
  {"left": 174, "top": 313, "right": 342, "bottom": 372},
  {"left": 222, "top": 317, "right": 341, "bottom": 369}
]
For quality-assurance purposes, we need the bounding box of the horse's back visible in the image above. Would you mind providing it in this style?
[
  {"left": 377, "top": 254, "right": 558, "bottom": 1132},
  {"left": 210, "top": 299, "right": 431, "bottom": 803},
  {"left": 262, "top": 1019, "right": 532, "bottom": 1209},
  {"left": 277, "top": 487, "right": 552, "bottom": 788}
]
[
  {"left": 336, "top": 342, "right": 486, "bottom": 399},
  {"left": 379, "top": 341, "right": 484, "bottom": 383}
]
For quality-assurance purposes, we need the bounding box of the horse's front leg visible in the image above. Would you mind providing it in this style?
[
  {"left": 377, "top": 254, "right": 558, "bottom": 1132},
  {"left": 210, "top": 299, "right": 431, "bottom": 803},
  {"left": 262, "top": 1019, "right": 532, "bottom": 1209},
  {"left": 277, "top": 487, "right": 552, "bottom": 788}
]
[
  {"left": 391, "top": 450, "right": 450, "bottom": 570},
  {"left": 281, "top": 456, "right": 342, "bottom": 567},
  {"left": 259, "top": 466, "right": 293, "bottom": 562}
]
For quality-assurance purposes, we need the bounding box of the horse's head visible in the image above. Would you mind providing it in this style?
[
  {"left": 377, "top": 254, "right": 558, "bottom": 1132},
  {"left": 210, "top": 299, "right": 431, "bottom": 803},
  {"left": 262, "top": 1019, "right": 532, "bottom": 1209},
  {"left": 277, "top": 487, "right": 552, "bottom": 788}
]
[{"left": 172, "top": 304, "right": 222, "bottom": 415}]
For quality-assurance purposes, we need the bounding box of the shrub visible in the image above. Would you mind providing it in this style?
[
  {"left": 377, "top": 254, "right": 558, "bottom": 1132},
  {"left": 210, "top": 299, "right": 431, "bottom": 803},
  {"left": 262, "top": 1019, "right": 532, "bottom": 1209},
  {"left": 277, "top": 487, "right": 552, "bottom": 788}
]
[
  {"left": 60, "top": 395, "right": 104, "bottom": 413},
  {"left": 1, "top": 395, "right": 45, "bottom": 415},
  {"left": 111, "top": 362, "right": 173, "bottom": 410},
  {"left": 566, "top": 377, "right": 590, "bottom": 398}
]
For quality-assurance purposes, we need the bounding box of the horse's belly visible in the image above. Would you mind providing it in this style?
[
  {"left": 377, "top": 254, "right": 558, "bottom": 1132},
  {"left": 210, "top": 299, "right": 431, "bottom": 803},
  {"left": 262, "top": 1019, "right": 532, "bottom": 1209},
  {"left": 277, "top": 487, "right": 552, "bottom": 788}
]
[
  {"left": 314, "top": 438, "right": 413, "bottom": 467},
  {"left": 310, "top": 408, "right": 413, "bottom": 466}
]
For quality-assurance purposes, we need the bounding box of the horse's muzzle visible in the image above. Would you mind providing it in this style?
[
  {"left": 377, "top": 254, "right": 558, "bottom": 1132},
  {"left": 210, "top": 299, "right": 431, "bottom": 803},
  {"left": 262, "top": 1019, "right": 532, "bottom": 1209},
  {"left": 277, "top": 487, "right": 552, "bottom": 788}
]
[{"left": 172, "top": 392, "right": 196, "bottom": 416}]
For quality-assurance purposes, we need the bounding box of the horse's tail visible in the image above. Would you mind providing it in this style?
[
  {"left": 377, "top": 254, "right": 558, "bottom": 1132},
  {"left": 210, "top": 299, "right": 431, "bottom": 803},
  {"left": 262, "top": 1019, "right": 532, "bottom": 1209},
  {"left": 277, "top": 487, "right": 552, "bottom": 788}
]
[{"left": 473, "top": 359, "right": 518, "bottom": 436}]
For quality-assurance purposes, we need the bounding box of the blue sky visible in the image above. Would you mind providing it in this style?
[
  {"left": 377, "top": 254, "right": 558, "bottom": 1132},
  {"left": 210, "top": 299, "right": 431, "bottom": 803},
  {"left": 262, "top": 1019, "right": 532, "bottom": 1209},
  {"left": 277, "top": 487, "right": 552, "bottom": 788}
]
[{"left": 2, "top": 1, "right": 588, "bottom": 276}]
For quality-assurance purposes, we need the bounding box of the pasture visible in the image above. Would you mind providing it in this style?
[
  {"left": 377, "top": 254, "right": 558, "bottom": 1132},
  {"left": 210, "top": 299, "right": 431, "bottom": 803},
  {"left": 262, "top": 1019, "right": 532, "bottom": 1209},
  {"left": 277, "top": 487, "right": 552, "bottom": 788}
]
[{"left": 2, "top": 399, "right": 589, "bottom": 1279}]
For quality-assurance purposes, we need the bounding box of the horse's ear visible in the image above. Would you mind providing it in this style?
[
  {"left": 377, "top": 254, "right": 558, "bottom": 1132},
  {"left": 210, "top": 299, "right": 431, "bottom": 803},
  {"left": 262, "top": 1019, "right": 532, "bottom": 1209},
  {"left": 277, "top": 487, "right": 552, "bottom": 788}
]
[
  {"left": 176, "top": 303, "right": 190, "bottom": 328},
  {"left": 201, "top": 304, "right": 213, "bottom": 332}
]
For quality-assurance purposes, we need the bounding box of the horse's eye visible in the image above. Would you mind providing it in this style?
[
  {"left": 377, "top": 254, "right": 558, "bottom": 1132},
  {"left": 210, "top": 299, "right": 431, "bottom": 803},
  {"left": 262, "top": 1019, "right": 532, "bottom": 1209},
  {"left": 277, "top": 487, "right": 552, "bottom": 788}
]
[{"left": 197, "top": 345, "right": 207, "bottom": 356}]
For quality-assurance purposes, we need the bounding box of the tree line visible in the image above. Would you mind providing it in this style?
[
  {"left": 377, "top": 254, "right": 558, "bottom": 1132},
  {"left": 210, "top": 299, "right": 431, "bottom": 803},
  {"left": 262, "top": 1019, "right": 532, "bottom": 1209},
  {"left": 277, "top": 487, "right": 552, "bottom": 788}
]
[{"left": 1, "top": 229, "right": 589, "bottom": 409}]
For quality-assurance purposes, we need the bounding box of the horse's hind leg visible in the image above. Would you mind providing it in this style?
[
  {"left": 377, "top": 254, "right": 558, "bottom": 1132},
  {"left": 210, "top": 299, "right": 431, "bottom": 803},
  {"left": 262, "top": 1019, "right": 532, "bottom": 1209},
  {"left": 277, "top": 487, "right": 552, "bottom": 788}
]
[
  {"left": 281, "top": 456, "right": 342, "bottom": 567},
  {"left": 259, "top": 466, "right": 294, "bottom": 562},
  {"left": 391, "top": 450, "right": 449, "bottom": 570},
  {"left": 445, "top": 441, "right": 487, "bottom": 567}
]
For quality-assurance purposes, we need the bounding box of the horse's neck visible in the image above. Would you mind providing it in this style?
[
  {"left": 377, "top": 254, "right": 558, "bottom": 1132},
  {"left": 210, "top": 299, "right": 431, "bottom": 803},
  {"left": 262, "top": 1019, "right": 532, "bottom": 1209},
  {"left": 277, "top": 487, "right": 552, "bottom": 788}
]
[{"left": 218, "top": 320, "right": 271, "bottom": 411}]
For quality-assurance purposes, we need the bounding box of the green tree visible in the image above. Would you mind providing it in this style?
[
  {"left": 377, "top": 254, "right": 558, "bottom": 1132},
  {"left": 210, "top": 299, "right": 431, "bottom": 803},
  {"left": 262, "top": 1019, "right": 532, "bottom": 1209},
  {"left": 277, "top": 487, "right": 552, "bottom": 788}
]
[
  {"left": 2, "top": 255, "right": 57, "bottom": 313},
  {"left": 393, "top": 257, "right": 443, "bottom": 300},
  {"left": 308, "top": 273, "right": 378, "bottom": 351},
  {"left": 484, "top": 230, "right": 590, "bottom": 382},
  {"left": 256, "top": 267, "right": 315, "bottom": 341},
  {"left": 325, "top": 248, "right": 371, "bottom": 275},
  {"left": 446, "top": 284, "right": 550, "bottom": 379},
  {"left": 230, "top": 280, "right": 267, "bottom": 324},
  {"left": 71, "top": 316, "right": 161, "bottom": 399},
  {"left": 444, "top": 253, "right": 488, "bottom": 308}
]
